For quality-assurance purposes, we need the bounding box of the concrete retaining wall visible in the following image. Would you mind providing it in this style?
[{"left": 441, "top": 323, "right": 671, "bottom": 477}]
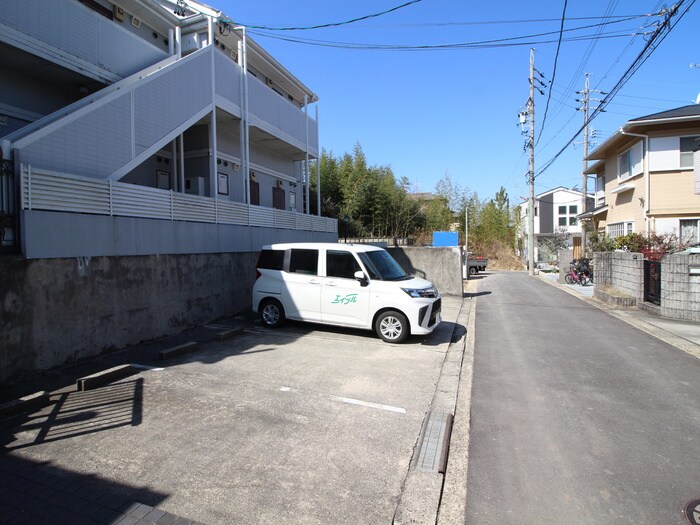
[
  {"left": 387, "top": 247, "right": 463, "bottom": 297},
  {"left": 0, "top": 252, "right": 257, "bottom": 384},
  {"left": 1, "top": 246, "right": 464, "bottom": 384}
]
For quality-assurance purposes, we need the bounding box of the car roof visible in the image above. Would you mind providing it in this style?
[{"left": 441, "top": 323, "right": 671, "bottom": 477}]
[{"left": 260, "top": 242, "right": 385, "bottom": 253}]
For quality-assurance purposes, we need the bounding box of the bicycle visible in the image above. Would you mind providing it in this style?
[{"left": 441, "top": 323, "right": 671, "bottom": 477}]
[{"left": 565, "top": 260, "right": 591, "bottom": 286}]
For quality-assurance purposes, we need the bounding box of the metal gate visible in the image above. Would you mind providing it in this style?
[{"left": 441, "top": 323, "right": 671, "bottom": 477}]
[
  {"left": 0, "top": 159, "right": 19, "bottom": 254},
  {"left": 644, "top": 260, "right": 661, "bottom": 305}
]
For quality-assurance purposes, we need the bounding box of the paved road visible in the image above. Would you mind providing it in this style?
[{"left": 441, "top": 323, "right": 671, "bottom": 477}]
[{"left": 466, "top": 272, "right": 700, "bottom": 525}]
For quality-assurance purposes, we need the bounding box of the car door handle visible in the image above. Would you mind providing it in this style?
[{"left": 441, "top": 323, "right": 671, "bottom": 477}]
[
  {"left": 309, "top": 279, "right": 321, "bottom": 285},
  {"left": 326, "top": 281, "right": 338, "bottom": 287}
]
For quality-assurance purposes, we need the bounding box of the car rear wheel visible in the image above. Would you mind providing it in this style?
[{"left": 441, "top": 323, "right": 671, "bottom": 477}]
[
  {"left": 375, "top": 310, "right": 409, "bottom": 343},
  {"left": 260, "top": 299, "right": 285, "bottom": 328}
]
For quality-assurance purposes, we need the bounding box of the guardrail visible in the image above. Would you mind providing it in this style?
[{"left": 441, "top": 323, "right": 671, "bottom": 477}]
[{"left": 21, "top": 165, "right": 337, "bottom": 233}]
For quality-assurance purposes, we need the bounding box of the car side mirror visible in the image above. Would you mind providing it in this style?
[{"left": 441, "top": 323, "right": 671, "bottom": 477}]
[{"left": 354, "top": 270, "right": 369, "bottom": 286}]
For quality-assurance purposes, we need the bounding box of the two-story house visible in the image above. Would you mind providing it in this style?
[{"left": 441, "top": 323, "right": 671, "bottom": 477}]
[
  {"left": 582, "top": 104, "right": 700, "bottom": 243},
  {"left": 0, "top": 0, "right": 337, "bottom": 382},
  {"left": 518, "top": 186, "right": 593, "bottom": 263}
]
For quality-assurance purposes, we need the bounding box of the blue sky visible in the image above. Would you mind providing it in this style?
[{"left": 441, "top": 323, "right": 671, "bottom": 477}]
[{"left": 215, "top": 0, "right": 698, "bottom": 205}]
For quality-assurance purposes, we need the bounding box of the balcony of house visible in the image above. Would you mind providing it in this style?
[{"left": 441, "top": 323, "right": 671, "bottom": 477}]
[{"left": 0, "top": 0, "right": 170, "bottom": 84}]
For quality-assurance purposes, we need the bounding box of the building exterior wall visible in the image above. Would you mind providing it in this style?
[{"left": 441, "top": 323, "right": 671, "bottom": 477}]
[
  {"left": 649, "top": 170, "right": 700, "bottom": 215},
  {"left": 0, "top": 252, "right": 257, "bottom": 384},
  {"left": 21, "top": 210, "right": 336, "bottom": 259}
]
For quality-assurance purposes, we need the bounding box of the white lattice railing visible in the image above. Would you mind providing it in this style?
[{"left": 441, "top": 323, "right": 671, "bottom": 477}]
[{"left": 21, "top": 166, "right": 337, "bottom": 233}]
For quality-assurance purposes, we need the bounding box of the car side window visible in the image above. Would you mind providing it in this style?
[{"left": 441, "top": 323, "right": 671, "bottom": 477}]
[
  {"left": 326, "top": 251, "right": 361, "bottom": 279},
  {"left": 257, "top": 249, "right": 284, "bottom": 270},
  {"left": 289, "top": 249, "right": 318, "bottom": 275}
]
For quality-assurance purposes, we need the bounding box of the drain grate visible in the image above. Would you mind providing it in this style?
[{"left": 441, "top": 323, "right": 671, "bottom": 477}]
[
  {"left": 412, "top": 410, "right": 453, "bottom": 474},
  {"left": 685, "top": 498, "right": 700, "bottom": 525}
]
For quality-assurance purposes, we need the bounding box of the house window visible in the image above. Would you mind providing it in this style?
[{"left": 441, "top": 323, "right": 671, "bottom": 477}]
[
  {"left": 618, "top": 149, "right": 632, "bottom": 179},
  {"left": 680, "top": 136, "right": 700, "bottom": 168},
  {"left": 557, "top": 204, "right": 578, "bottom": 228},
  {"left": 608, "top": 221, "right": 633, "bottom": 238},
  {"left": 680, "top": 219, "right": 700, "bottom": 244},
  {"left": 618, "top": 141, "right": 643, "bottom": 180}
]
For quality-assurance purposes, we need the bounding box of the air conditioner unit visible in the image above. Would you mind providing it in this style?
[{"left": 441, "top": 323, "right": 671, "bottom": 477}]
[
  {"left": 185, "top": 177, "right": 205, "bottom": 196},
  {"left": 131, "top": 16, "right": 141, "bottom": 28}
]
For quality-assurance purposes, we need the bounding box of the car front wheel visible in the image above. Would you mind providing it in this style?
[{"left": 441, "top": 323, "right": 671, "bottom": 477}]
[
  {"left": 260, "top": 299, "right": 285, "bottom": 328},
  {"left": 375, "top": 310, "right": 409, "bottom": 343}
]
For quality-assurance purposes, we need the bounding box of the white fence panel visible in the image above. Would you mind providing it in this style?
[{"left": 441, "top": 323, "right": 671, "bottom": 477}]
[
  {"left": 274, "top": 209, "right": 296, "bottom": 229},
  {"left": 22, "top": 166, "right": 337, "bottom": 232},
  {"left": 250, "top": 206, "right": 275, "bottom": 228},
  {"left": 112, "top": 182, "right": 172, "bottom": 219},
  {"left": 217, "top": 200, "right": 249, "bottom": 225},
  {"left": 173, "top": 193, "right": 216, "bottom": 223}
]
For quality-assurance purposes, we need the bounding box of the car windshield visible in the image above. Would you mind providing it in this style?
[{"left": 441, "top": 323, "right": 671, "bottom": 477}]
[{"left": 358, "top": 250, "right": 410, "bottom": 281}]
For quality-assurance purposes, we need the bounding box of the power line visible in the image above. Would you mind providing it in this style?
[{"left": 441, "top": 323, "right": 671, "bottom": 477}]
[
  {"left": 248, "top": 17, "right": 656, "bottom": 51},
  {"left": 536, "top": 1, "right": 695, "bottom": 178},
  {"left": 225, "top": 0, "right": 422, "bottom": 31},
  {"left": 536, "top": 0, "right": 568, "bottom": 145}
]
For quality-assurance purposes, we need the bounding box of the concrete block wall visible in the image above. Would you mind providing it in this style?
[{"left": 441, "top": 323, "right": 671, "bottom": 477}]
[
  {"left": 0, "top": 252, "right": 257, "bottom": 385},
  {"left": 387, "top": 247, "right": 463, "bottom": 297},
  {"left": 660, "top": 253, "right": 700, "bottom": 321},
  {"left": 593, "top": 252, "right": 644, "bottom": 301}
]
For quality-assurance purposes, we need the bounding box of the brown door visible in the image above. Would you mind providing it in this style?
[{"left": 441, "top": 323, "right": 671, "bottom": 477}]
[
  {"left": 250, "top": 180, "right": 260, "bottom": 205},
  {"left": 272, "top": 187, "right": 285, "bottom": 210},
  {"left": 573, "top": 237, "right": 581, "bottom": 260}
]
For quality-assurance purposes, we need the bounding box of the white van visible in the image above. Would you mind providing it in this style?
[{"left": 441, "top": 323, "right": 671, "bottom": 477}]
[{"left": 252, "top": 243, "right": 441, "bottom": 343}]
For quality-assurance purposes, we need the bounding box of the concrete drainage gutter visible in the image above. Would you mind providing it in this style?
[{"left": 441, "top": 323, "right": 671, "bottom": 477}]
[{"left": 393, "top": 284, "right": 478, "bottom": 525}]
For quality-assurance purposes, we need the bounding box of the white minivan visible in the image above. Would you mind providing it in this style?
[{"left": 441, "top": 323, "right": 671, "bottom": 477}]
[{"left": 252, "top": 243, "right": 441, "bottom": 343}]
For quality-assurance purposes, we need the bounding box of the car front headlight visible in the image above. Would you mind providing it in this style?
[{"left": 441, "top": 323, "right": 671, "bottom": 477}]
[
  {"left": 401, "top": 287, "right": 439, "bottom": 298},
  {"left": 401, "top": 287, "right": 422, "bottom": 298}
]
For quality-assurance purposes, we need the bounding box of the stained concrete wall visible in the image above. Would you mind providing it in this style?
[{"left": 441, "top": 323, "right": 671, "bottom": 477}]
[
  {"left": 1, "top": 245, "right": 464, "bottom": 384},
  {"left": 387, "top": 246, "right": 463, "bottom": 297},
  {"left": 0, "top": 252, "right": 258, "bottom": 384}
]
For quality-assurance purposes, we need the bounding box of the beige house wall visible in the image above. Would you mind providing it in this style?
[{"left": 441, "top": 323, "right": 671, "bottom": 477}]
[
  {"left": 601, "top": 155, "right": 647, "bottom": 233},
  {"left": 649, "top": 169, "right": 700, "bottom": 215}
]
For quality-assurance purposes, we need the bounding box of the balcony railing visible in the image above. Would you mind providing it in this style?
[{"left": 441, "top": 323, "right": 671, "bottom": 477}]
[
  {"left": 0, "top": 0, "right": 169, "bottom": 81},
  {"left": 21, "top": 165, "right": 337, "bottom": 233}
]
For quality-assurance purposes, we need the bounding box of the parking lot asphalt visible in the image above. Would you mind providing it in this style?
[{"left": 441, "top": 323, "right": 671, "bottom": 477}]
[{"left": 1, "top": 295, "right": 469, "bottom": 525}]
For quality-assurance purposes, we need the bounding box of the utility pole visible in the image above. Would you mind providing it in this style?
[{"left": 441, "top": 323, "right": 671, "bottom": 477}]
[
  {"left": 527, "top": 48, "right": 536, "bottom": 276},
  {"left": 580, "top": 73, "right": 590, "bottom": 259}
]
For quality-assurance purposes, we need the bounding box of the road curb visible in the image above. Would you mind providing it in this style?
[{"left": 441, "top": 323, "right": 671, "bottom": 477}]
[
  {"left": 0, "top": 391, "right": 51, "bottom": 419},
  {"left": 437, "top": 282, "right": 478, "bottom": 525},
  {"left": 159, "top": 341, "right": 199, "bottom": 360},
  {"left": 76, "top": 364, "right": 138, "bottom": 391}
]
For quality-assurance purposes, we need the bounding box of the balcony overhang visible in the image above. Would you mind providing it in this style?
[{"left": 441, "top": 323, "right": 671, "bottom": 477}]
[
  {"left": 578, "top": 205, "right": 608, "bottom": 220},
  {"left": 610, "top": 183, "right": 635, "bottom": 195}
]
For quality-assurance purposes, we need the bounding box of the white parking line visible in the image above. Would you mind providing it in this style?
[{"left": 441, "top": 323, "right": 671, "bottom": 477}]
[{"left": 331, "top": 396, "right": 406, "bottom": 414}]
